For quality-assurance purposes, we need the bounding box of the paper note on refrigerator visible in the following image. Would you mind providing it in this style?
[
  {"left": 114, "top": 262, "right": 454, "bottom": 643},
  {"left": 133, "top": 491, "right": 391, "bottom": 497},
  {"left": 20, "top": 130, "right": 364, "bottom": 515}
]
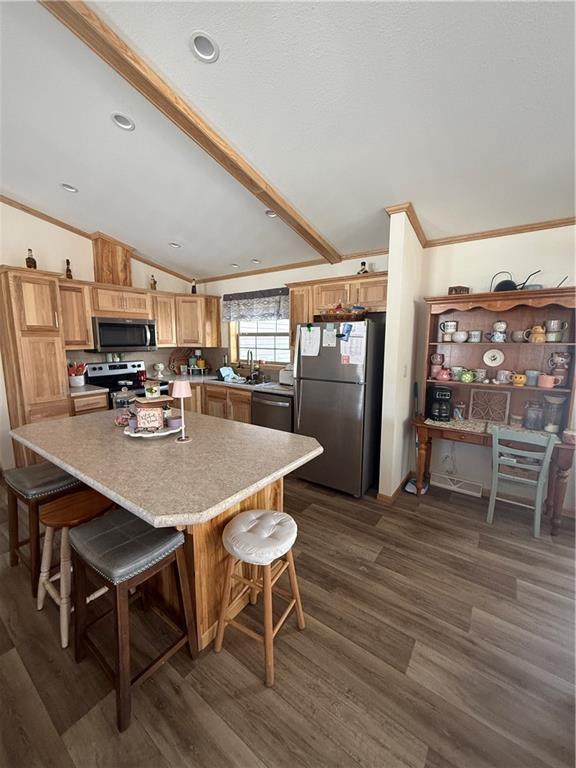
[
  {"left": 340, "top": 322, "right": 366, "bottom": 365},
  {"left": 322, "top": 328, "right": 337, "bottom": 347},
  {"left": 300, "top": 326, "right": 321, "bottom": 356}
]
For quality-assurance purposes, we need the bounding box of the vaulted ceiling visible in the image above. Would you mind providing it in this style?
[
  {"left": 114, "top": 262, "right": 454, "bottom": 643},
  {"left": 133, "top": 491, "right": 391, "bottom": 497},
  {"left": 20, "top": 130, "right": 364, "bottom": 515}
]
[{"left": 1, "top": 1, "right": 574, "bottom": 278}]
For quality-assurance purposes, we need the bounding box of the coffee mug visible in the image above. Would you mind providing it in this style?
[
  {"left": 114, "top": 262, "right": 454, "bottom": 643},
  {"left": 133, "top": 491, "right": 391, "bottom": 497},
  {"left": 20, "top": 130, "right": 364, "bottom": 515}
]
[
  {"left": 545, "top": 320, "right": 568, "bottom": 333},
  {"left": 546, "top": 332, "right": 563, "bottom": 343},
  {"left": 468, "top": 330, "right": 482, "bottom": 343},
  {"left": 460, "top": 370, "right": 477, "bottom": 384},
  {"left": 486, "top": 331, "right": 507, "bottom": 343},
  {"left": 538, "top": 374, "right": 562, "bottom": 388},
  {"left": 431, "top": 364, "right": 443, "bottom": 379},
  {"left": 440, "top": 320, "right": 458, "bottom": 334},
  {"left": 452, "top": 331, "right": 469, "bottom": 343},
  {"left": 493, "top": 320, "right": 508, "bottom": 333},
  {"left": 525, "top": 370, "right": 540, "bottom": 386},
  {"left": 430, "top": 353, "right": 444, "bottom": 365},
  {"left": 511, "top": 373, "right": 527, "bottom": 387},
  {"left": 451, "top": 366, "right": 465, "bottom": 380},
  {"left": 496, "top": 370, "right": 513, "bottom": 384},
  {"left": 511, "top": 330, "right": 526, "bottom": 343},
  {"left": 442, "top": 333, "right": 453, "bottom": 342},
  {"left": 474, "top": 368, "right": 487, "bottom": 381}
]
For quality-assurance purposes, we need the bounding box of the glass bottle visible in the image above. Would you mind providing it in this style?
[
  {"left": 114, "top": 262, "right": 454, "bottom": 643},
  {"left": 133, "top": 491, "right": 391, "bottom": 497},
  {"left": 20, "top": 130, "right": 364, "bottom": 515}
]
[
  {"left": 543, "top": 395, "right": 566, "bottom": 434},
  {"left": 523, "top": 401, "right": 544, "bottom": 431}
]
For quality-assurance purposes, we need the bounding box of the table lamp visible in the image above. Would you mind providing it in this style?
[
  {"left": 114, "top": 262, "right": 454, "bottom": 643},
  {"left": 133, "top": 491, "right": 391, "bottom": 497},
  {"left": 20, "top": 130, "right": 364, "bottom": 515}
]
[{"left": 171, "top": 380, "right": 192, "bottom": 443}]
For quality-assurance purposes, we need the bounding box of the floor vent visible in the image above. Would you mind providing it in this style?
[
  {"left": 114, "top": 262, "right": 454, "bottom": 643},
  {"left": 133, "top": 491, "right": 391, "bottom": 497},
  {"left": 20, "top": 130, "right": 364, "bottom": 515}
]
[{"left": 430, "top": 472, "right": 483, "bottom": 498}]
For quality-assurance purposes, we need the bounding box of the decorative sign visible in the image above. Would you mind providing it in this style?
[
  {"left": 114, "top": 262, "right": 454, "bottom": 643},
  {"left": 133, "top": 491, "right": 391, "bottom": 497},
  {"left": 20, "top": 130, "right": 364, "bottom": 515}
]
[{"left": 136, "top": 406, "right": 164, "bottom": 431}]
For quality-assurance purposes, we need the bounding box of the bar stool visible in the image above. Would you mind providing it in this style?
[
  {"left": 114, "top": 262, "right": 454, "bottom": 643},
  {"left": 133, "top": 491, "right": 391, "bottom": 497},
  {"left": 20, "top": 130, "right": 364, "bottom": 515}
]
[
  {"left": 5, "top": 463, "right": 84, "bottom": 596},
  {"left": 37, "top": 490, "right": 113, "bottom": 648},
  {"left": 214, "top": 509, "right": 305, "bottom": 687},
  {"left": 69, "top": 507, "right": 198, "bottom": 732}
]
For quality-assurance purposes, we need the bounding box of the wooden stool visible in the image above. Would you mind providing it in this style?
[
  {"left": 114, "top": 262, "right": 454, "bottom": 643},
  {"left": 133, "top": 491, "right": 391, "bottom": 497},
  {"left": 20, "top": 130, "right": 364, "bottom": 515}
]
[
  {"left": 69, "top": 507, "right": 198, "bottom": 732},
  {"left": 214, "top": 509, "right": 305, "bottom": 687},
  {"left": 5, "top": 463, "right": 83, "bottom": 596},
  {"left": 37, "top": 490, "right": 113, "bottom": 648}
]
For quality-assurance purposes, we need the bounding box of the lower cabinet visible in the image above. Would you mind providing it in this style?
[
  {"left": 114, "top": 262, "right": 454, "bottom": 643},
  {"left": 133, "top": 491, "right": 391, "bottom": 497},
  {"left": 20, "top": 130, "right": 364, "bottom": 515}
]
[
  {"left": 203, "top": 384, "right": 252, "bottom": 422},
  {"left": 178, "top": 383, "right": 203, "bottom": 414},
  {"left": 72, "top": 393, "right": 109, "bottom": 416}
]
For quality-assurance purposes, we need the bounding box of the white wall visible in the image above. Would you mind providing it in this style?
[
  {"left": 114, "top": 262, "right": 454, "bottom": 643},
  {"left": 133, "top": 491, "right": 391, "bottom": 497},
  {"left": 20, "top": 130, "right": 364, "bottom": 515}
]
[
  {"left": 0, "top": 203, "right": 192, "bottom": 469},
  {"left": 379, "top": 212, "right": 424, "bottom": 497},
  {"left": 420, "top": 224, "right": 576, "bottom": 510}
]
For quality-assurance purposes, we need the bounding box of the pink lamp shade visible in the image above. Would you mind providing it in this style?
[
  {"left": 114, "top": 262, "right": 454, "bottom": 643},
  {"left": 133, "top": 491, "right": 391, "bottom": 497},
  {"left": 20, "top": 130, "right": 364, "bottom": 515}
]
[{"left": 171, "top": 380, "right": 192, "bottom": 399}]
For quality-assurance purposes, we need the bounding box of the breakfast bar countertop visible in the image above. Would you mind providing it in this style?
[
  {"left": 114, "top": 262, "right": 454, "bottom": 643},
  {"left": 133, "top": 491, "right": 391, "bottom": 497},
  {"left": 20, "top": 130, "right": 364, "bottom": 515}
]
[{"left": 10, "top": 411, "right": 322, "bottom": 528}]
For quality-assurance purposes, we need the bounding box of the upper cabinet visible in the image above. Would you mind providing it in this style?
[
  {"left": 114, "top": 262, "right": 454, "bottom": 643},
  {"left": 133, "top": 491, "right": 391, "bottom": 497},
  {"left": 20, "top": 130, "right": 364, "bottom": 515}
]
[
  {"left": 13, "top": 273, "right": 62, "bottom": 333},
  {"left": 176, "top": 295, "right": 220, "bottom": 347},
  {"left": 289, "top": 286, "right": 313, "bottom": 345},
  {"left": 349, "top": 276, "right": 388, "bottom": 312},
  {"left": 313, "top": 281, "right": 350, "bottom": 312},
  {"left": 59, "top": 283, "right": 93, "bottom": 349},
  {"left": 92, "top": 286, "right": 151, "bottom": 318},
  {"left": 153, "top": 294, "right": 177, "bottom": 347},
  {"left": 92, "top": 234, "right": 132, "bottom": 286}
]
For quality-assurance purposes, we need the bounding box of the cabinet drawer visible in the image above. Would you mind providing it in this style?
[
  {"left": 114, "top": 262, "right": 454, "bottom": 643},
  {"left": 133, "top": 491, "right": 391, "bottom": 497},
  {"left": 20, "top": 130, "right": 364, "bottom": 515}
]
[
  {"left": 442, "top": 430, "right": 486, "bottom": 445},
  {"left": 73, "top": 393, "right": 109, "bottom": 414}
]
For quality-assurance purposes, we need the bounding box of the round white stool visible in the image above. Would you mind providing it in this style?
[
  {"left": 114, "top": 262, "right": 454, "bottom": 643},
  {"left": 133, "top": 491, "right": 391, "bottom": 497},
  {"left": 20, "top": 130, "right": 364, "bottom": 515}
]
[{"left": 214, "top": 510, "right": 305, "bottom": 686}]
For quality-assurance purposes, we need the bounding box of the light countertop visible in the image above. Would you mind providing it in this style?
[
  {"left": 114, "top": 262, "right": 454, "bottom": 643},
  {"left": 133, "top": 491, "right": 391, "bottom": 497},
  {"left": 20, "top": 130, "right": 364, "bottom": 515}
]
[
  {"left": 69, "top": 384, "right": 110, "bottom": 398},
  {"left": 163, "top": 374, "right": 293, "bottom": 397},
  {"left": 10, "top": 410, "right": 321, "bottom": 528}
]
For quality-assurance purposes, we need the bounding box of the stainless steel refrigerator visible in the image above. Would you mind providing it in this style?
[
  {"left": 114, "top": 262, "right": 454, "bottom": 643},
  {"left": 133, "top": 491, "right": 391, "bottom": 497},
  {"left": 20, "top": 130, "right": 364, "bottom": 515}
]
[{"left": 293, "top": 317, "right": 385, "bottom": 497}]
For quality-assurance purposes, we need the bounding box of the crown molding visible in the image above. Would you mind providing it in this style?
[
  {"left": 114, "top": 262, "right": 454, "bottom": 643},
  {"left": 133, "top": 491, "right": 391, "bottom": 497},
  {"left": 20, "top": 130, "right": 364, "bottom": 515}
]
[
  {"left": 0, "top": 194, "right": 91, "bottom": 238},
  {"left": 384, "top": 202, "right": 427, "bottom": 248},
  {"left": 39, "top": 0, "right": 342, "bottom": 265},
  {"left": 425, "top": 216, "right": 576, "bottom": 248}
]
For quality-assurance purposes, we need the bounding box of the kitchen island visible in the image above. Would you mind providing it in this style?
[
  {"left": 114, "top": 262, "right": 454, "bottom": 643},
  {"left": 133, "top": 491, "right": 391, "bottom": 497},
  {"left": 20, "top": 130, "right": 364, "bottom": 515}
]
[{"left": 10, "top": 411, "right": 322, "bottom": 649}]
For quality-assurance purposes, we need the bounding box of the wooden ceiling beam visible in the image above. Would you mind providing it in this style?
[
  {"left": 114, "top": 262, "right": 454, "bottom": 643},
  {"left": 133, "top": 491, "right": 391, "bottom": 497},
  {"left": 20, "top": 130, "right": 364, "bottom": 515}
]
[{"left": 39, "top": 0, "right": 342, "bottom": 265}]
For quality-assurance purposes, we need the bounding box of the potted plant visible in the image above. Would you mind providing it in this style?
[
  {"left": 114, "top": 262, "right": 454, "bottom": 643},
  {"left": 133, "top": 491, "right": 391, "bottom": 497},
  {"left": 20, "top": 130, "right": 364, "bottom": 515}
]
[{"left": 67, "top": 361, "right": 86, "bottom": 387}]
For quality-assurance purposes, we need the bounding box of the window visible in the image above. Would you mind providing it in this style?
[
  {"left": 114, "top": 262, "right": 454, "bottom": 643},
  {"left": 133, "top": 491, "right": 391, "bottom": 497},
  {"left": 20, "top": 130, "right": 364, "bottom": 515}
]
[{"left": 232, "top": 319, "right": 290, "bottom": 364}]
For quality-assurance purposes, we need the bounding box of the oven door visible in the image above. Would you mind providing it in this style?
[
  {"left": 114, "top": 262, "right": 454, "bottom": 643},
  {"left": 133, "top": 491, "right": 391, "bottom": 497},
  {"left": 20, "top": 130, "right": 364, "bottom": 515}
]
[{"left": 92, "top": 318, "right": 157, "bottom": 352}]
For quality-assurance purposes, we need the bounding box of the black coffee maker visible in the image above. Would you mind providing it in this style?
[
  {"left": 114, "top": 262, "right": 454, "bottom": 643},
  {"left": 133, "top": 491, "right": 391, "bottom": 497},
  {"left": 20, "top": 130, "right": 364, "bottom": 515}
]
[{"left": 427, "top": 386, "right": 452, "bottom": 422}]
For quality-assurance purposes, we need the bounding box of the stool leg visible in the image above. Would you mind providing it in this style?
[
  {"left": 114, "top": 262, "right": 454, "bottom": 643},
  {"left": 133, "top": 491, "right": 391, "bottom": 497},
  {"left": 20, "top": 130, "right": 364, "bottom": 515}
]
[
  {"left": 28, "top": 499, "right": 40, "bottom": 598},
  {"left": 59, "top": 527, "right": 72, "bottom": 648},
  {"left": 214, "top": 556, "right": 236, "bottom": 653},
  {"left": 286, "top": 550, "right": 305, "bottom": 630},
  {"left": 7, "top": 489, "right": 19, "bottom": 567},
  {"left": 72, "top": 550, "right": 88, "bottom": 662},
  {"left": 114, "top": 583, "right": 132, "bottom": 732},
  {"left": 37, "top": 526, "right": 55, "bottom": 611},
  {"left": 249, "top": 565, "right": 259, "bottom": 604},
  {"left": 263, "top": 564, "right": 274, "bottom": 687},
  {"left": 175, "top": 547, "right": 199, "bottom": 659}
]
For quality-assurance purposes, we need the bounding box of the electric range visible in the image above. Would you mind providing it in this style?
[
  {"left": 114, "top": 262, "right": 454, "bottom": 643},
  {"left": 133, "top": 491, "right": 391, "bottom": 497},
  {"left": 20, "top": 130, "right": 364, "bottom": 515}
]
[{"left": 86, "top": 361, "right": 169, "bottom": 407}]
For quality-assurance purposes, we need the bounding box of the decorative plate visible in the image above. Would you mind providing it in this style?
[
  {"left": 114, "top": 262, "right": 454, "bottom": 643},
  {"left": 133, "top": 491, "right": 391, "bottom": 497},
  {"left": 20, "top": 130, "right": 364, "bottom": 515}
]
[
  {"left": 123, "top": 426, "right": 181, "bottom": 439},
  {"left": 482, "top": 348, "right": 505, "bottom": 367}
]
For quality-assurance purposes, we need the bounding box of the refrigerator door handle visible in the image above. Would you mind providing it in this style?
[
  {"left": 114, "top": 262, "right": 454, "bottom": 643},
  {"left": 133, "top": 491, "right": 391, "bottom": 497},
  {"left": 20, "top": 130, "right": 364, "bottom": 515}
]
[
  {"left": 295, "top": 379, "right": 302, "bottom": 432},
  {"left": 293, "top": 325, "right": 301, "bottom": 380}
]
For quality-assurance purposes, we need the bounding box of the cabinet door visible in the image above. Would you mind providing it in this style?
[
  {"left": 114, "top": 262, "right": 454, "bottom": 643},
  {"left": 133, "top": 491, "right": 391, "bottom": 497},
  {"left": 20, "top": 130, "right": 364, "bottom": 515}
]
[
  {"left": 92, "top": 287, "right": 126, "bottom": 315},
  {"left": 203, "top": 296, "right": 221, "bottom": 348},
  {"left": 93, "top": 237, "right": 132, "bottom": 286},
  {"left": 227, "top": 389, "right": 252, "bottom": 423},
  {"left": 122, "top": 291, "right": 151, "bottom": 318},
  {"left": 203, "top": 385, "right": 227, "bottom": 419},
  {"left": 153, "top": 295, "right": 177, "bottom": 347},
  {"left": 350, "top": 277, "right": 388, "bottom": 311},
  {"left": 289, "top": 287, "right": 313, "bottom": 345},
  {"left": 19, "top": 336, "right": 69, "bottom": 406},
  {"left": 13, "top": 274, "right": 61, "bottom": 332},
  {"left": 182, "top": 385, "right": 203, "bottom": 414},
  {"left": 312, "top": 282, "right": 349, "bottom": 313},
  {"left": 60, "top": 284, "right": 94, "bottom": 349},
  {"left": 176, "top": 297, "right": 205, "bottom": 346}
]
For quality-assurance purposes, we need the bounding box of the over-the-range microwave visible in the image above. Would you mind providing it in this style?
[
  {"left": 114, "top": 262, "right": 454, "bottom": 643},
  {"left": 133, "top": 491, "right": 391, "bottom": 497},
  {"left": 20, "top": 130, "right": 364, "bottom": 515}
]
[{"left": 90, "top": 317, "right": 157, "bottom": 352}]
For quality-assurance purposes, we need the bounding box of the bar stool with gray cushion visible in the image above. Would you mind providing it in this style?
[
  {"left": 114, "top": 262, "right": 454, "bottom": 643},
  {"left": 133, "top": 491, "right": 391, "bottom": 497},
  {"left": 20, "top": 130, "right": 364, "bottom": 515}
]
[
  {"left": 214, "top": 509, "right": 305, "bottom": 687},
  {"left": 5, "top": 463, "right": 84, "bottom": 596},
  {"left": 69, "top": 507, "right": 198, "bottom": 732}
]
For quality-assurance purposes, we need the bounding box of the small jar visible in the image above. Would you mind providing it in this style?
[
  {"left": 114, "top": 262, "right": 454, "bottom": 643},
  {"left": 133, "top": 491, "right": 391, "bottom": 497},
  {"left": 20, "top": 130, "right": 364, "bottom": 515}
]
[
  {"left": 509, "top": 414, "right": 523, "bottom": 428},
  {"left": 523, "top": 401, "right": 544, "bottom": 431},
  {"left": 452, "top": 400, "right": 467, "bottom": 421}
]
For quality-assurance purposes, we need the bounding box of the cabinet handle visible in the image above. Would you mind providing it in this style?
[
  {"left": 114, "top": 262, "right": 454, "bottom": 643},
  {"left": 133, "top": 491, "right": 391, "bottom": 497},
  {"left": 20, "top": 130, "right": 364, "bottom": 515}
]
[{"left": 54, "top": 312, "right": 59, "bottom": 329}]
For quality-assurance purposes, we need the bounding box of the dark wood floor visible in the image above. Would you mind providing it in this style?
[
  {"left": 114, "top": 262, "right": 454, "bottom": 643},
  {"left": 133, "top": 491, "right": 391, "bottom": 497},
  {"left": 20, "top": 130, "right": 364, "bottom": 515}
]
[{"left": 0, "top": 478, "right": 574, "bottom": 768}]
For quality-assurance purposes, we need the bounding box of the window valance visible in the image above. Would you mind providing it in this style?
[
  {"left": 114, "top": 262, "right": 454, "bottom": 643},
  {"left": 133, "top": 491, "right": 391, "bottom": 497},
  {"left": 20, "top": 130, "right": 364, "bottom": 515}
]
[{"left": 222, "top": 287, "right": 289, "bottom": 322}]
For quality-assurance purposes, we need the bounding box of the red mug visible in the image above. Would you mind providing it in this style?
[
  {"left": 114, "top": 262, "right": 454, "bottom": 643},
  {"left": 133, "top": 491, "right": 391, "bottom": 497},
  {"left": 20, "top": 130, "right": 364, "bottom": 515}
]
[{"left": 538, "top": 374, "right": 562, "bottom": 389}]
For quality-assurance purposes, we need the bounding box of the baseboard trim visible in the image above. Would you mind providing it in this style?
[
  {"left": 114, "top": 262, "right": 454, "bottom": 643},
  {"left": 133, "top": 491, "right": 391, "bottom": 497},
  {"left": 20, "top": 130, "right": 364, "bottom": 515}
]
[{"left": 377, "top": 472, "right": 413, "bottom": 505}]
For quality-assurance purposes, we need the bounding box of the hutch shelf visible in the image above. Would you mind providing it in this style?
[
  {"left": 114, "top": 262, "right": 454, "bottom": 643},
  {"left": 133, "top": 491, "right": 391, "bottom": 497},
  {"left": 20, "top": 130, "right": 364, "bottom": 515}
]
[{"left": 415, "top": 287, "right": 576, "bottom": 535}]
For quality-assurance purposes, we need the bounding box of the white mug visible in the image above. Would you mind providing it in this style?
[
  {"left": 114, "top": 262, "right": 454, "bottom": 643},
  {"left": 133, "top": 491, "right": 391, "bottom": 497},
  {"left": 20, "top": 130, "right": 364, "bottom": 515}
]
[
  {"left": 545, "top": 320, "right": 568, "bottom": 333},
  {"left": 496, "top": 370, "right": 513, "bottom": 384},
  {"left": 452, "top": 331, "right": 469, "bottom": 343}
]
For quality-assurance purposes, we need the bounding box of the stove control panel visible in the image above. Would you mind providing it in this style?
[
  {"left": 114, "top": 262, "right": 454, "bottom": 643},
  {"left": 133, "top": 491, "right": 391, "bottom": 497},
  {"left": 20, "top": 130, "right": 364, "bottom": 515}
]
[{"left": 87, "top": 360, "right": 146, "bottom": 378}]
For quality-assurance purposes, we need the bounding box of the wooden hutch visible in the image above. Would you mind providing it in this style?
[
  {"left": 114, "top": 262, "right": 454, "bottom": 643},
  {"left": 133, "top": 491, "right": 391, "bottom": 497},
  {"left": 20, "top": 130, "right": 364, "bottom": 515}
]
[{"left": 415, "top": 287, "right": 576, "bottom": 534}]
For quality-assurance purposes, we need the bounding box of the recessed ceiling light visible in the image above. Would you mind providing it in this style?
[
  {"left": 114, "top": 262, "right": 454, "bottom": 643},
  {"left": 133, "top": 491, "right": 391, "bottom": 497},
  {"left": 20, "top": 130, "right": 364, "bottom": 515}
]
[
  {"left": 190, "top": 32, "right": 220, "bottom": 63},
  {"left": 169, "top": 242, "right": 182, "bottom": 248},
  {"left": 230, "top": 263, "right": 240, "bottom": 269},
  {"left": 251, "top": 259, "right": 261, "bottom": 264},
  {"left": 61, "top": 183, "right": 78, "bottom": 193},
  {"left": 111, "top": 113, "right": 135, "bottom": 131},
  {"left": 265, "top": 209, "right": 277, "bottom": 218}
]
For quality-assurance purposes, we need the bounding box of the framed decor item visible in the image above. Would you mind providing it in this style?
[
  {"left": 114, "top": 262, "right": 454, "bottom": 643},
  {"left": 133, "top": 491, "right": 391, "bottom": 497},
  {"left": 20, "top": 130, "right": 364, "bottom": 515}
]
[{"left": 469, "top": 389, "right": 510, "bottom": 424}]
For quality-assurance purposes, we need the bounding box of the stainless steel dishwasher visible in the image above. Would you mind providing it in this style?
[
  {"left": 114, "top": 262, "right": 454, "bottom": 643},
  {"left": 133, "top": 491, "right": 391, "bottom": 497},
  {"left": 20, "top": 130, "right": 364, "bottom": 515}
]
[{"left": 251, "top": 391, "right": 293, "bottom": 432}]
